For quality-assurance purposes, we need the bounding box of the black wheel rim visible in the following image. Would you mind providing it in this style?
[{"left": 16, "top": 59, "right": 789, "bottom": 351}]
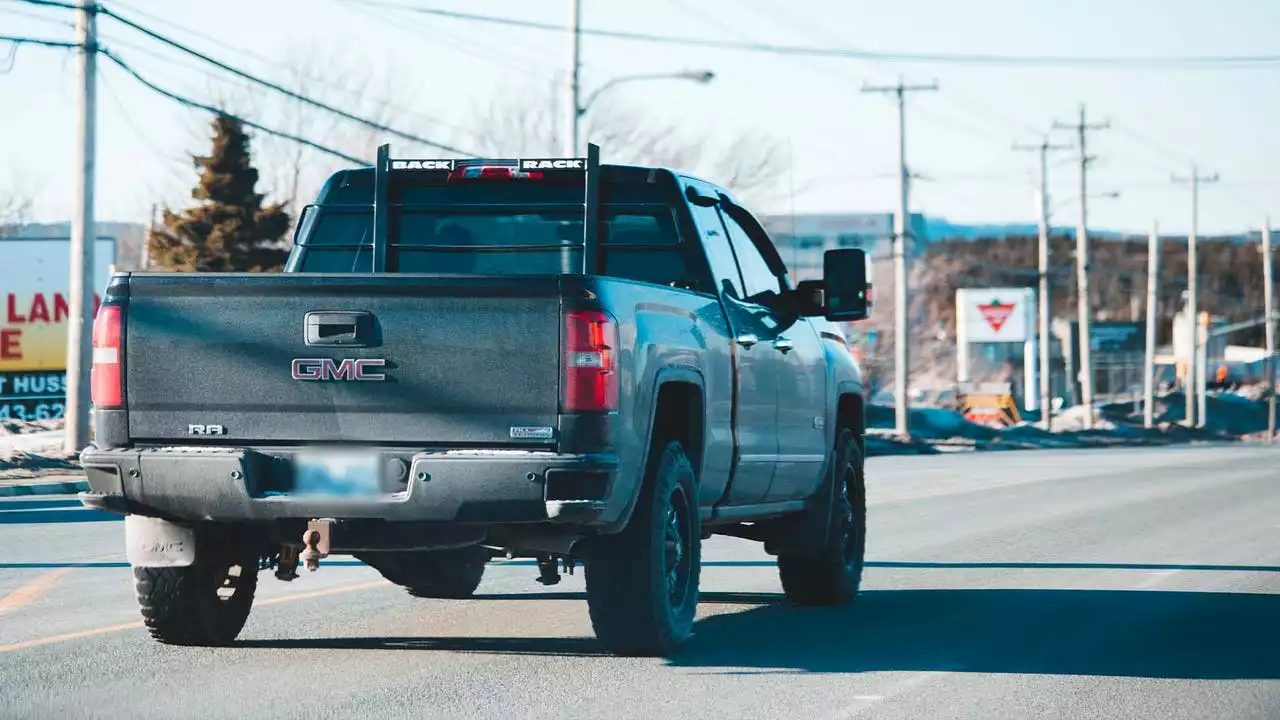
[
  {"left": 837, "top": 454, "right": 865, "bottom": 570},
  {"left": 664, "top": 485, "right": 692, "bottom": 608}
]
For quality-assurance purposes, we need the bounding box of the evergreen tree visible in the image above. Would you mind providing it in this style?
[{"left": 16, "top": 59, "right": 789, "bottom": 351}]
[{"left": 148, "top": 114, "right": 291, "bottom": 272}]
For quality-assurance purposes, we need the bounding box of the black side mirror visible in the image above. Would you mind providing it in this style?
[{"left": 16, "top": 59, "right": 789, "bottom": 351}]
[{"left": 822, "top": 248, "right": 871, "bottom": 321}]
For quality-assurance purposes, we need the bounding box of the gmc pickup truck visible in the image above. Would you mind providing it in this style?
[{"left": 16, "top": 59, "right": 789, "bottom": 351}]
[{"left": 80, "top": 144, "right": 871, "bottom": 657}]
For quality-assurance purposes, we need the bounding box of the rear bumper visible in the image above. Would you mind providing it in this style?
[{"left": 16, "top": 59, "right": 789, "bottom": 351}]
[{"left": 79, "top": 446, "right": 618, "bottom": 525}]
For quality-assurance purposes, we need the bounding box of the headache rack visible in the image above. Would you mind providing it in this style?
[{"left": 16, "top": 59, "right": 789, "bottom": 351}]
[{"left": 368, "top": 142, "right": 603, "bottom": 275}]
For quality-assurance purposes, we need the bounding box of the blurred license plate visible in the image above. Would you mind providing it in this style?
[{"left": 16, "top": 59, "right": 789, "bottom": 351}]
[{"left": 292, "top": 451, "right": 382, "bottom": 497}]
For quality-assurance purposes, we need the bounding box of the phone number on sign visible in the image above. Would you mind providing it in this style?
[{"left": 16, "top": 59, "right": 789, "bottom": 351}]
[{"left": 0, "top": 402, "right": 66, "bottom": 421}]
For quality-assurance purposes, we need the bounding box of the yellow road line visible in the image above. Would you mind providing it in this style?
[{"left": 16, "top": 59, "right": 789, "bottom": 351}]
[
  {"left": 0, "top": 578, "right": 389, "bottom": 654},
  {"left": 0, "top": 568, "right": 72, "bottom": 617}
]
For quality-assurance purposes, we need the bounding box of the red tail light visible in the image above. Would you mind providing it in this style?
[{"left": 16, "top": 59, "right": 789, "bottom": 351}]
[
  {"left": 563, "top": 310, "right": 618, "bottom": 412},
  {"left": 90, "top": 304, "right": 123, "bottom": 408}
]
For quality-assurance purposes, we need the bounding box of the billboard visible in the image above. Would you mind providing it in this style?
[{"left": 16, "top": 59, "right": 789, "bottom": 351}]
[{"left": 1, "top": 237, "right": 116, "bottom": 421}]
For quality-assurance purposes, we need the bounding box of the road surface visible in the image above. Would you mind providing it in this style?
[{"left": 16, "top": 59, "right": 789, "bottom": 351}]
[{"left": 1, "top": 445, "right": 1277, "bottom": 719}]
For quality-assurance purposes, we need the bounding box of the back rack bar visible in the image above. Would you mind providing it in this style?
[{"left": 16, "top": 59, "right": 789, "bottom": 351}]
[{"left": 368, "top": 143, "right": 603, "bottom": 275}]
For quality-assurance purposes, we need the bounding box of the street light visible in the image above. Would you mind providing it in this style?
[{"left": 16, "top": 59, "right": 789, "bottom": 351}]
[{"left": 570, "top": 70, "right": 715, "bottom": 155}]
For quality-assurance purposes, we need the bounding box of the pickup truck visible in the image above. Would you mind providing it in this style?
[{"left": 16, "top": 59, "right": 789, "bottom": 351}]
[{"left": 79, "top": 144, "right": 871, "bottom": 657}]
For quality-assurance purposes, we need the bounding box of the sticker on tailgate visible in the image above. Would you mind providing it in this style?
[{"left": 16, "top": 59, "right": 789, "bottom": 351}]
[{"left": 510, "top": 426, "right": 555, "bottom": 440}]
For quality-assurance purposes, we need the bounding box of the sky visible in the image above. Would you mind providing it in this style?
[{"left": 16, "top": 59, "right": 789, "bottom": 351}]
[{"left": 1, "top": 0, "right": 1278, "bottom": 236}]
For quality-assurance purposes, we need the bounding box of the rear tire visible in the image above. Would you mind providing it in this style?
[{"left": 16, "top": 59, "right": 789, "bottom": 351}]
[
  {"left": 134, "top": 527, "right": 259, "bottom": 646},
  {"left": 359, "top": 547, "right": 489, "bottom": 599},
  {"left": 585, "top": 440, "right": 701, "bottom": 657},
  {"left": 777, "top": 428, "right": 866, "bottom": 606}
]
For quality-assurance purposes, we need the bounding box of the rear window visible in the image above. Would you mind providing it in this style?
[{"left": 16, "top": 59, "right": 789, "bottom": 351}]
[{"left": 293, "top": 206, "right": 694, "bottom": 286}]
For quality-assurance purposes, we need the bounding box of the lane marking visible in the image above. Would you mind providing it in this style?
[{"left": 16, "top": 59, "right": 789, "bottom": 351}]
[
  {"left": 833, "top": 670, "right": 956, "bottom": 719},
  {"left": 0, "top": 568, "right": 72, "bottom": 616},
  {"left": 0, "top": 579, "right": 389, "bottom": 654}
]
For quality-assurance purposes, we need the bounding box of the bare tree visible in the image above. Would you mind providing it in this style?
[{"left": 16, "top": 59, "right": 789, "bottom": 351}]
[
  {"left": 468, "top": 82, "right": 789, "bottom": 205},
  {"left": 0, "top": 172, "right": 34, "bottom": 236}
]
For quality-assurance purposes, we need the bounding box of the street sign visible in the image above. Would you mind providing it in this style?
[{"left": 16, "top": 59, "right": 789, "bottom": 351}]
[
  {"left": 957, "top": 287, "right": 1034, "bottom": 343},
  {"left": 957, "top": 382, "right": 1022, "bottom": 427}
]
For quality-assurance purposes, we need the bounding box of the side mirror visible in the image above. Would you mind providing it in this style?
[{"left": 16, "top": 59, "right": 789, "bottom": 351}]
[{"left": 822, "top": 248, "right": 871, "bottom": 321}]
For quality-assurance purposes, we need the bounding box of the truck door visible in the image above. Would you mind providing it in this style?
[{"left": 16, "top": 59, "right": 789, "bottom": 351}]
[
  {"left": 717, "top": 211, "right": 829, "bottom": 501},
  {"left": 684, "top": 184, "right": 779, "bottom": 506}
]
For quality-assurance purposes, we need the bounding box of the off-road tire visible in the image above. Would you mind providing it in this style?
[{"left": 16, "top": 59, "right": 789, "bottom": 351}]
[
  {"left": 359, "top": 547, "right": 489, "bottom": 599},
  {"left": 777, "top": 428, "right": 867, "bottom": 605},
  {"left": 585, "top": 440, "right": 701, "bottom": 657},
  {"left": 133, "top": 528, "right": 259, "bottom": 646}
]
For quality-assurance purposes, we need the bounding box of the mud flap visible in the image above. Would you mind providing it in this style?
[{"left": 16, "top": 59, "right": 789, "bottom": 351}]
[
  {"left": 125, "top": 515, "right": 196, "bottom": 568},
  {"left": 763, "top": 450, "right": 836, "bottom": 556}
]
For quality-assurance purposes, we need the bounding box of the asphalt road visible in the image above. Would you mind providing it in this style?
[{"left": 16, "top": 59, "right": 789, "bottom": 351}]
[{"left": 1, "top": 445, "right": 1278, "bottom": 720}]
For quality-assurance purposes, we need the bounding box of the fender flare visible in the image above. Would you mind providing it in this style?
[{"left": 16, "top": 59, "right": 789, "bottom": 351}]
[{"left": 604, "top": 365, "right": 706, "bottom": 534}]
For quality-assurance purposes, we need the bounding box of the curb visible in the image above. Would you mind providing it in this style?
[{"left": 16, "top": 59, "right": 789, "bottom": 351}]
[{"left": 0, "top": 480, "right": 90, "bottom": 498}]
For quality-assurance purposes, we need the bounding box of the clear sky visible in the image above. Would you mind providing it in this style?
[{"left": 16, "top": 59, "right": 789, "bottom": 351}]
[{"left": 1, "top": 0, "right": 1277, "bottom": 236}]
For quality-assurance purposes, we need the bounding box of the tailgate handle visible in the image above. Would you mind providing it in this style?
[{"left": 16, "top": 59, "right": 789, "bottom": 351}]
[{"left": 305, "top": 311, "right": 376, "bottom": 347}]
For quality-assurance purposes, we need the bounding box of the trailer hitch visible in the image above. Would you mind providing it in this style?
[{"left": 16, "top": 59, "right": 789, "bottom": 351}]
[{"left": 300, "top": 519, "right": 333, "bottom": 572}]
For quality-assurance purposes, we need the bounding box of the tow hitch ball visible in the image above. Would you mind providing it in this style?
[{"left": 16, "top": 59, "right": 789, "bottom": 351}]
[{"left": 300, "top": 519, "right": 333, "bottom": 572}]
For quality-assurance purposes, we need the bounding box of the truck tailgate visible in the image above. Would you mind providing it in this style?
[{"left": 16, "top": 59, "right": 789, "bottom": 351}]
[{"left": 123, "top": 274, "right": 563, "bottom": 445}]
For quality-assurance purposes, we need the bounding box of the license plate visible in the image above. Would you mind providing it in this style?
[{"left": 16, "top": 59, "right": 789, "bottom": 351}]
[{"left": 292, "top": 451, "right": 382, "bottom": 497}]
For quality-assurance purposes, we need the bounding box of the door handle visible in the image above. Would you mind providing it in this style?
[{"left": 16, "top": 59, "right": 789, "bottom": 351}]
[
  {"left": 735, "top": 334, "right": 760, "bottom": 348},
  {"left": 305, "top": 311, "right": 375, "bottom": 347},
  {"left": 773, "top": 337, "right": 795, "bottom": 353}
]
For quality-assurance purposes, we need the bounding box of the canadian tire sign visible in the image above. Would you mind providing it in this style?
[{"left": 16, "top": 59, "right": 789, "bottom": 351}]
[{"left": 957, "top": 287, "right": 1034, "bottom": 343}]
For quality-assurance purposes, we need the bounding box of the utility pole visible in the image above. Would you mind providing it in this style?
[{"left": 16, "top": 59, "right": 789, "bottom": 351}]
[
  {"left": 1143, "top": 222, "right": 1160, "bottom": 428},
  {"left": 1264, "top": 221, "right": 1275, "bottom": 443},
  {"left": 64, "top": 0, "right": 98, "bottom": 455},
  {"left": 143, "top": 203, "right": 156, "bottom": 270},
  {"left": 1053, "top": 105, "right": 1108, "bottom": 429},
  {"left": 1172, "top": 165, "right": 1219, "bottom": 428},
  {"left": 565, "top": 0, "right": 582, "bottom": 157},
  {"left": 863, "top": 78, "right": 937, "bottom": 437},
  {"left": 1014, "top": 138, "right": 1072, "bottom": 431}
]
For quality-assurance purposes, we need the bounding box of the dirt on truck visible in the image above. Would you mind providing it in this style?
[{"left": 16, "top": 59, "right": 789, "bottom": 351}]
[{"left": 79, "top": 144, "right": 873, "bottom": 657}]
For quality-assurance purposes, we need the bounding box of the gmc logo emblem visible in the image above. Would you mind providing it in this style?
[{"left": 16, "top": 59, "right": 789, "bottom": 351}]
[{"left": 291, "top": 358, "right": 387, "bottom": 381}]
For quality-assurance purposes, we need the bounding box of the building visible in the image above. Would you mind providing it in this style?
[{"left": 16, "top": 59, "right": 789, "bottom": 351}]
[{"left": 760, "top": 212, "right": 929, "bottom": 282}]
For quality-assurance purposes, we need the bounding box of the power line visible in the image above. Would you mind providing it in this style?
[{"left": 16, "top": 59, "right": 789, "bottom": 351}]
[
  {"left": 107, "top": 0, "right": 471, "bottom": 138},
  {"left": 96, "top": 63, "right": 191, "bottom": 190},
  {"left": 99, "top": 47, "right": 367, "bottom": 165},
  {"left": 346, "top": 0, "right": 1280, "bottom": 69},
  {"left": 340, "top": 0, "right": 563, "bottom": 83},
  {"left": 98, "top": 5, "right": 476, "bottom": 155},
  {"left": 8, "top": 0, "right": 78, "bottom": 9},
  {"left": 0, "top": 32, "right": 77, "bottom": 48},
  {"left": 0, "top": 3, "right": 74, "bottom": 30}
]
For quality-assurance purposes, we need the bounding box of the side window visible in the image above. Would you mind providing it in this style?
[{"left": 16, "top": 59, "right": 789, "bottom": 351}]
[
  {"left": 721, "top": 213, "right": 780, "bottom": 300},
  {"left": 687, "top": 200, "right": 744, "bottom": 299}
]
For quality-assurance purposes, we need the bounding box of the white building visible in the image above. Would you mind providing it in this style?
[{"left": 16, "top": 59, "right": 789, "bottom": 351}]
[{"left": 760, "top": 212, "right": 929, "bottom": 282}]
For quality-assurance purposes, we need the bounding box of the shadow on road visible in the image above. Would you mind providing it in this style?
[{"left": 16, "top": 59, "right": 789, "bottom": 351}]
[
  {"left": 237, "top": 587, "right": 1280, "bottom": 680},
  {"left": 0, "top": 497, "right": 121, "bottom": 524}
]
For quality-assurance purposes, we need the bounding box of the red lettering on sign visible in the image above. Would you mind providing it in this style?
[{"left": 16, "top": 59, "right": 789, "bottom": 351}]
[
  {"left": 28, "top": 293, "right": 50, "bottom": 323},
  {"left": 7, "top": 294, "right": 26, "bottom": 324},
  {"left": 5, "top": 293, "right": 103, "bottom": 326},
  {"left": 0, "top": 329, "right": 21, "bottom": 360}
]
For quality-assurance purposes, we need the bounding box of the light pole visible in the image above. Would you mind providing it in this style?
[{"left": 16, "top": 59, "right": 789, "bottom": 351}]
[{"left": 567, "top": 70, "right": 715, "bottom": 156}]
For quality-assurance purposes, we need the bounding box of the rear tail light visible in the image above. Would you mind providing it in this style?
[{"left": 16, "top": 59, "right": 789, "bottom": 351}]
[
  {"left": 90, "top": 304, "right": 123, "bottom": 408},
  {"left": 563, "top": 310, "right": 618, "bottom": 412}
]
